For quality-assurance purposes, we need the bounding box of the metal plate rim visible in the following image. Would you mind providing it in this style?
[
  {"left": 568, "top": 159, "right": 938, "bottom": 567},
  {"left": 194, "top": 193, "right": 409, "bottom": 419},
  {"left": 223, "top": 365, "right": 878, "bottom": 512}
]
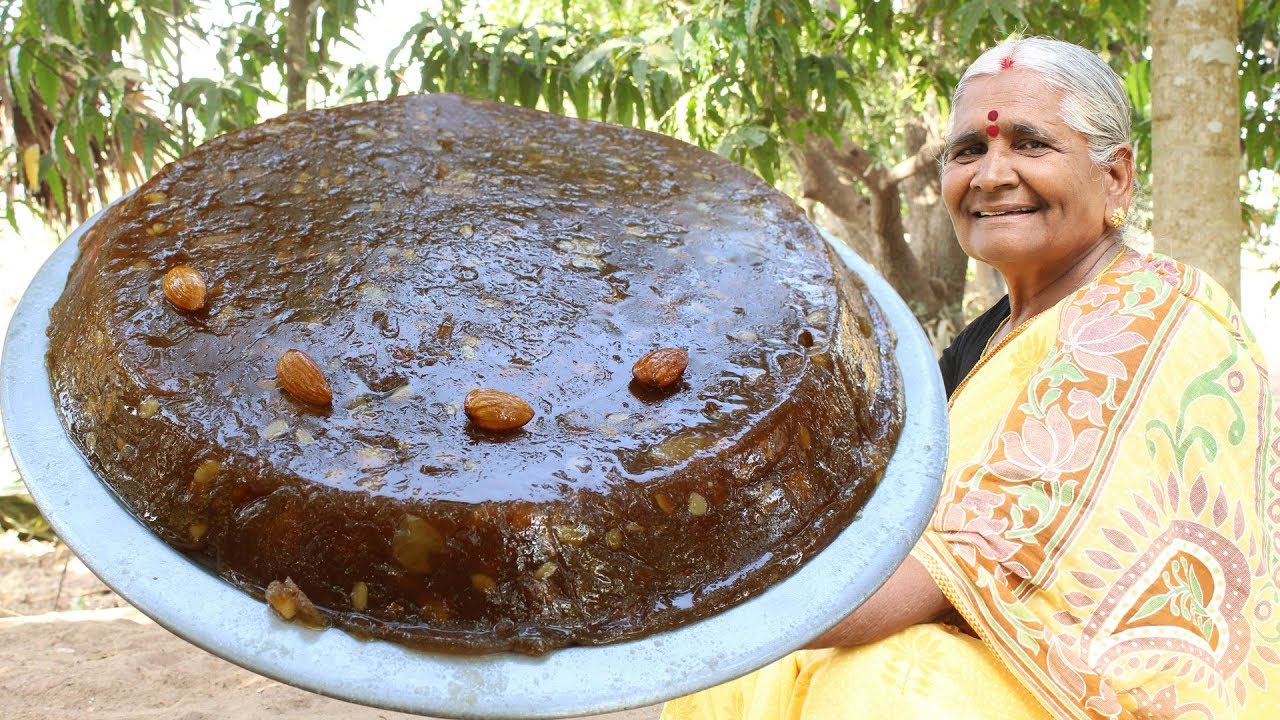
[{"left": 0, "top": 214, "right": 946, "bottom": 719}]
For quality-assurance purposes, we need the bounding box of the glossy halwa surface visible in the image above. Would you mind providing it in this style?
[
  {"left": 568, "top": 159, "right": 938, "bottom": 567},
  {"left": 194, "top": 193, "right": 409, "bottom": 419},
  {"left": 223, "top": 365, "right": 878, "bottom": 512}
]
[{"left": 48, "top": 94, "right": 902, "bottom": 653}]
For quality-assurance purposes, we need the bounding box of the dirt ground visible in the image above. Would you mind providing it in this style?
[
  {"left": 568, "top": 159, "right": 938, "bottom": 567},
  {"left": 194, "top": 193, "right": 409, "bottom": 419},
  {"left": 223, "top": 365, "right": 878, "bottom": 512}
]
[{"left": 0, "top": 531, "right": 663, "bottom": 720}]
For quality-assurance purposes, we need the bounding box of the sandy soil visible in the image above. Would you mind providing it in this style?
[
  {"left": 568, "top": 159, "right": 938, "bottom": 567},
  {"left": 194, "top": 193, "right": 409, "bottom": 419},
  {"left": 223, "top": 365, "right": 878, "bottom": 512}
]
[{"left": 0, "top": 532, "right": 663, "bottom": 720}]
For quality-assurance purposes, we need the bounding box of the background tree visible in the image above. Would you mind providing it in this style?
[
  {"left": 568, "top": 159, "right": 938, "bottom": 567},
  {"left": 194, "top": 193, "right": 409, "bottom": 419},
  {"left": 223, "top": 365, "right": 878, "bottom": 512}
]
[{"left": 1152, "top": 0, "right": 1242, "bottom": 301}]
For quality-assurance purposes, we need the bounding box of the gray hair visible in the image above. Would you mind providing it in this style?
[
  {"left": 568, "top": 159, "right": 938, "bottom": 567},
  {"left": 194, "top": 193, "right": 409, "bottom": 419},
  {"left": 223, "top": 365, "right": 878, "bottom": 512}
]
[{"left": 950, "top": 37, "right": 1133, "bottom": 169}]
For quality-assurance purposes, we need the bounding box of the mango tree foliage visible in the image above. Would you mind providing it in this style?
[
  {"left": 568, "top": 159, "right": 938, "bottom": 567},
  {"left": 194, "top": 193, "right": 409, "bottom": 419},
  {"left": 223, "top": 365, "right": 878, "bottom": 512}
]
[{"left": 0, "top": 0, "right": 365, "bottom": 228}]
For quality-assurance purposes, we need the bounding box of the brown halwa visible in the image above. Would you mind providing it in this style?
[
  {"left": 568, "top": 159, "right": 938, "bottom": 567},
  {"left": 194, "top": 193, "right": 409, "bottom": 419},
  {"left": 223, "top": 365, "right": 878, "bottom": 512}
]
[{"left": 47, "top": 94, "right": 902, "bottom": 654}]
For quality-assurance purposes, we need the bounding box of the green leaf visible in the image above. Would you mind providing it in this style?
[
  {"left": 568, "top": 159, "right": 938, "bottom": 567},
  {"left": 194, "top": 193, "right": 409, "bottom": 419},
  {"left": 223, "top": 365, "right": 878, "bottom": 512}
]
[
  {"left": 745, "top": 0, "right": 763, "bottom": 34},
  {"left": 633, "top": 56, "right": 649, "bottom": 99},
  {"left": 1124, "top": 59, "right": 1150, "bottom": 116},
  {"left": 643, "top": 42, "right": 681, "bottom": 76},
  {"left": 1188, "top": 565, "right": 1204, "bottom": 606},
  {"left": 749, "top": 138, "right": 778, "bottom": 183},
  {"left": 387, "top": 15, "right": 432, "bottom": 66},
  {"left": 544, "top": 70, "right": 563, "bottom": 115},
  {"left": 488, "top": 25, "right": 521, "bottom": 96},
  {"left": 617, "top": 81, "right": 635, "bottom": 126},
  {"left": 793, "top": 55, "right": 811, "bottom": 104},
  {"left": 1044, "top": 360, "right": 1087, "bottom": 386},
  {"left": 518, "top": 69, "right": 541, "bottom": 108},
  {"left": 598, "top": 76, "right": 613, "bottom": 122},
  {"left": 954, "top": 1, "right": 985, "bottom": 46},
  {"left": 989, "top": 1, "right": 1008, "bottom": 33},
  {"left": 44, "top": 161, "right": 66, "bottom": 212},
  {"left": 671, "top": 24, "right": 686, "bottom": 54},
  {"left": 13, "top": 48, "right": 36, "bottom": 125},
  {"left": 1041, "top": 387, "right": 1061, "bottom": 408},
  {"left": 571, "top": 37, "right": 632, "bottom": 79},
  {"left": 72, "top": 121, "right": 93, "bottom": 174},
  {"left": 1010, "top": 483, "right": 1051, "bottom": 517},
  {"left": 42, "top": 33, "right": 86, "bottom": 57},
  {"left": 143, "top": 128, "right": 158, "bottom": 175},
  {"left": 1129, "top": 593, "right": 1170, "bottom": 624},
  {"left": 717, "top": 124, "right": 768, "bottom": 155},
  {"left": 1056, "top": 480, "right": 1076, "bottom": 506},
  {"left": 69, "top": 0, "right": 87, "bottom": 40},
  {"left": 818, "top": 57, "right": 836, "bottom": 109},
  {"left": 568, "top": 75, "right": 590, "bottom": 118},
  {"left": 34, "top": 62, "right": 64, "bottom": 112},
  {"left": 202, "top": 88, "right": 224, "bottom": 137},
  {"left": 119, "top": 120, "right": 135, "bottom": 173}
]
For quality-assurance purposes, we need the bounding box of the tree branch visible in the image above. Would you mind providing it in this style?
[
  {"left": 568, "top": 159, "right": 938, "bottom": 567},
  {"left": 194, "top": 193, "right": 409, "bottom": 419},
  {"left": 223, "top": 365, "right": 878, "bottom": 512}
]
[
  {"left": 815, "top": 136, "right": 875, "bottom": 182},
  {"left": 793, "top": 139, "right": 875, "bottom": 220},
  {"left": 814, "top": 135, "right": 943, "bottom": 191},
  {"left": 887, "top": 140, "right": 944, "bottom": 184}
]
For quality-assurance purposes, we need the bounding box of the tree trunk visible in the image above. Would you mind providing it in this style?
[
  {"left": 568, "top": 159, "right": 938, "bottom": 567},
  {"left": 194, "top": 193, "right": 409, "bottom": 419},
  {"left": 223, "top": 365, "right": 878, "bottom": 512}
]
[
  {"left": 285, "top": 0, "right": 316, "bottom": 112},
  {"left": 1151, "top": 0, "right": 1241, "bottom": 300},
  {"left": 902, "top": 122, "right": 967, "bottom": 329}
]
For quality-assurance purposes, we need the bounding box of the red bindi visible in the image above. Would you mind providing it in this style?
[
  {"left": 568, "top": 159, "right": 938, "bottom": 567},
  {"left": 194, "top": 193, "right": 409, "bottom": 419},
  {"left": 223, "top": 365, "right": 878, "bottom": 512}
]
[
  {"left": 987, "top": 110, "right": 999, "bottom": 121},
  {"left": 986, "top": 125, "right": 1000, "bottom": 138},
  {"left": 1000, "top": 56, "right": 1014, "bottom": 70}
]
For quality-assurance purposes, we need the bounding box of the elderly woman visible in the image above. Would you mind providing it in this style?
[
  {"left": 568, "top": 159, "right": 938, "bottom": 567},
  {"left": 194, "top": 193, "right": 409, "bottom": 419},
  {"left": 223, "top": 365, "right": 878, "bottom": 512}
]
[{"left": 663, "top": 38, "right": 1279, "bottom": 719}]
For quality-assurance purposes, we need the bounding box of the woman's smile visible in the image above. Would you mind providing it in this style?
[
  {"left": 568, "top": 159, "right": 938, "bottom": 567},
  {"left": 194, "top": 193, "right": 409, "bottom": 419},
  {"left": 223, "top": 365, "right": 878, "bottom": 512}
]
[{"left": 970, "top": 205, "right": 1039, "bottom": 218}]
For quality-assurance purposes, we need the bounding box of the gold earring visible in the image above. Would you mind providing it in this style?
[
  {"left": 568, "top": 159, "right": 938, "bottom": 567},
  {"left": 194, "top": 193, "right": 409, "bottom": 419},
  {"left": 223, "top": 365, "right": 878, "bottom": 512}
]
[{"left": 1107, "top": 207, "right": 1128, "bottom": 228}]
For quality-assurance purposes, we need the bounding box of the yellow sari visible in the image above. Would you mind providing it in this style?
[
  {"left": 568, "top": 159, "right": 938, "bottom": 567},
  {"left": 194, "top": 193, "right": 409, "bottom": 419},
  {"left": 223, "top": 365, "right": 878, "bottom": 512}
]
[{"left": 664, "top": 253, "right": 1280, "bottom": 719}]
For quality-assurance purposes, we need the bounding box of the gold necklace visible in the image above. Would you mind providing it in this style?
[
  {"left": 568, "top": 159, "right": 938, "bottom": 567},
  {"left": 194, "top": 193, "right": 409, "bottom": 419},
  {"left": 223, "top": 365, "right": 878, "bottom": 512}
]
[{"left": 981, "top": 315, "right": 1011, "bottom": 357}]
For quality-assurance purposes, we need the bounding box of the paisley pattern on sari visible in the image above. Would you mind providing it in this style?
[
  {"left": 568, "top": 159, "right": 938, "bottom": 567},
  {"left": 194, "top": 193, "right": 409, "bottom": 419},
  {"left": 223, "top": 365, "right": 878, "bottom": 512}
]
[{"left": 915, "top": 252, "right": 1280, "bottom": 719}]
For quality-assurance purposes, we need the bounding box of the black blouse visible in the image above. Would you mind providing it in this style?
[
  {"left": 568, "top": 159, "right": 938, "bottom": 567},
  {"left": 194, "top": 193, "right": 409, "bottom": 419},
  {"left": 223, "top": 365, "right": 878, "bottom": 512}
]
[{"left": 938, "top": 296, "right": 1011, "bottom": 399}]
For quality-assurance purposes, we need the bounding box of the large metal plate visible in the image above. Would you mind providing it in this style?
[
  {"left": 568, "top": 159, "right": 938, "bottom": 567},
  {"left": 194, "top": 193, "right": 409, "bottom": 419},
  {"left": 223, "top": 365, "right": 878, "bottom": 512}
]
[{"left": 1, "top": 210, "right": 946, "bottom": 719}]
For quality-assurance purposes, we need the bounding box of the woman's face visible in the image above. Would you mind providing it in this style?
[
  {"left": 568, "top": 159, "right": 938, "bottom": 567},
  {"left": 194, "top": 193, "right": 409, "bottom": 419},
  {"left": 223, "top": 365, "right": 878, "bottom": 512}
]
[{"left": 940, "top": 68, "right": 1131, "bottom": 273}]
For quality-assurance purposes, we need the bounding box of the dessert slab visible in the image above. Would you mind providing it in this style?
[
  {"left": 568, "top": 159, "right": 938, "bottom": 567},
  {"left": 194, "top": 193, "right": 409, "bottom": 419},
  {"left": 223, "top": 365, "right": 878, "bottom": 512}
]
[{"left": 1, "top": 208, "right": 947, "bottom": 719}]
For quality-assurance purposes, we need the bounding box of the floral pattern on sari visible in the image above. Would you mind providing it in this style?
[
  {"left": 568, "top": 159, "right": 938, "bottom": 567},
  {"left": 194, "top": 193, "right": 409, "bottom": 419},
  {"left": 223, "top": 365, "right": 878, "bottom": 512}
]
[{"left": 915, "top": 253, "right": 1280, "bottom": 719}]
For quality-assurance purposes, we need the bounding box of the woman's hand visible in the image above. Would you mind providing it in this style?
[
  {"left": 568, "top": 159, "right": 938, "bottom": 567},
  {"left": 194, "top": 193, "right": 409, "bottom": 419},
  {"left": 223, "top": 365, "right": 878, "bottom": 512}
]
[{"left": 806, "top": 555, "right": 951, "bottom": 648}]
